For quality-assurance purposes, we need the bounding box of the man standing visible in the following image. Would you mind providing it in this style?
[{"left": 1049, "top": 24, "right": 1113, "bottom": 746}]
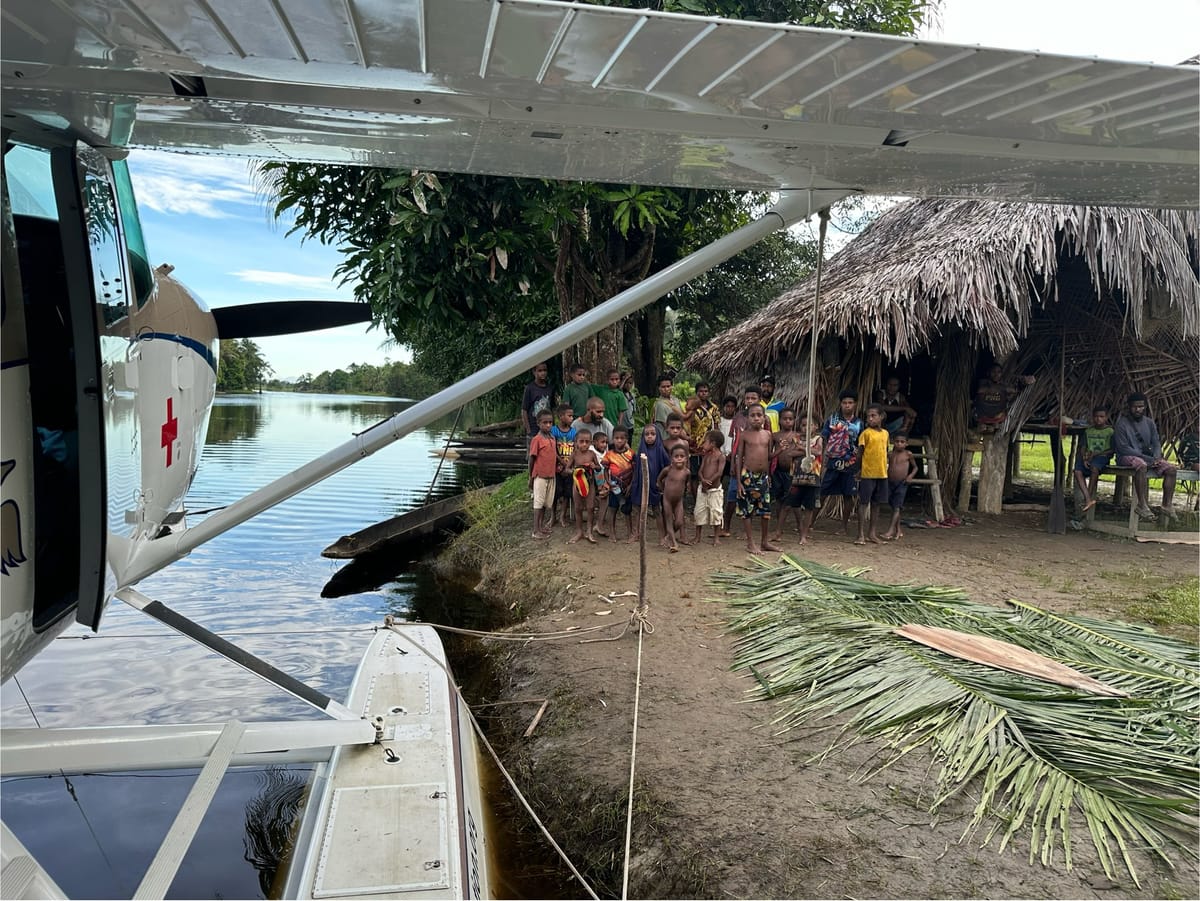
[
  {"left": 521, "top": 362, "right": 555, "bottom": 438},
  {"left": 1114, "top": 392, "right": 1178, "bottom": 519},
  {"left": 571, "top": 397, "right": 614, "bottom": 443},
  {"left": 759, "top": 374, "right": 784, "bottom": 432}
]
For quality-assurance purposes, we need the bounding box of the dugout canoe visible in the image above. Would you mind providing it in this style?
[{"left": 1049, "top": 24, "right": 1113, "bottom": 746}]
[{"left": 321, "top": 489, "right": 496, "bottom": 559}]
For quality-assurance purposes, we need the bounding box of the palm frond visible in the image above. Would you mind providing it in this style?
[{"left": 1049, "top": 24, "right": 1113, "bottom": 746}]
[{"left": 713, "top": 557, "right": 1199, "bottom": 885}]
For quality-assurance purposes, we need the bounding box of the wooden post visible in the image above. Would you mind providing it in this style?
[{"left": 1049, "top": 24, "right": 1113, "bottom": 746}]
[
  {"left": 957, "top": 447, "right": 974, "bottom": 513},
  {"left": 1114, "top": 473, "right": 1130, "bottom": 506},
  {"left": 977, "top": 433, "right": 1008, "bottom": 514}
]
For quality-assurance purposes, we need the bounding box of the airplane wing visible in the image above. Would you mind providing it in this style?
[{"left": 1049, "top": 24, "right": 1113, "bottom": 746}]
[{"left": 2, "top": 0, "right": 1196, "bottom": 207}]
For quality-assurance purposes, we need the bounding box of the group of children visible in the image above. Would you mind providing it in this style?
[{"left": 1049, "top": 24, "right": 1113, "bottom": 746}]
[{"left": 527, "top": 367, "right": 925, "bottom": 556}]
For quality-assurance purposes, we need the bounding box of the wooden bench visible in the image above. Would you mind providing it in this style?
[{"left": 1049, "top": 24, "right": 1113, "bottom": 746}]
[
  {"left": 904, "top": 437, "right": 944, "bottom": 521},
  {"left": 1083, "top": 464, "right": 1198, "bottom": 541}
]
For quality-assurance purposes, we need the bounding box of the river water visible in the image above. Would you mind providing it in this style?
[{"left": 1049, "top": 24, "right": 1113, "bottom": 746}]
[{"left": 0, "top": 392, "right": 522, "bottom": 899}]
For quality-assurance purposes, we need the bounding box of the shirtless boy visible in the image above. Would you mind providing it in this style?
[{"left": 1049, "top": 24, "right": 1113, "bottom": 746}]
[
  {"left": 657, "top": 445, "right": 692, "bottom": 551},
  {"left": 734, "top": 405, "right": 780, "bottom": 555},
  {"left": 770, "top": 408, "right": 803, "bottom": 538},
  {"left": 568, "top": 430, "right": 600, "bottom": 544},
  {"left": 880, "top": 432, "right": 916, "bottom": 540},
  {"left": 693, "top": 429, "right": 726, "bottom": 546}
]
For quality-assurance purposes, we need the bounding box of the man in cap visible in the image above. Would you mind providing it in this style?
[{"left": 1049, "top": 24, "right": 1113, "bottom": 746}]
[{"left": 759, "top": 374, "right": 784, "bottom": 432}]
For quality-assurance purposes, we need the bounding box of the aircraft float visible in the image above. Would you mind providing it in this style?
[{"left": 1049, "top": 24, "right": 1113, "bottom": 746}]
[{"left": 1, "top": 1, "right": 1196, "bottom": 898}]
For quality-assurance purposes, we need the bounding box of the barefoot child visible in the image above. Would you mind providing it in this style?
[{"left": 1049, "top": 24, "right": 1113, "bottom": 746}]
[
  {"left": 528, "top": 411, "right": 557, "bottom": 539},
  {"left": 880, "top": 432, "right": 916, "bottom": 540},
  {"left": 770, "top": 408, "right": 802, "bottom": 539},
  {"left": 794, "top": 414, "right": 824, "bottom": 546},
  {"left": 693, "top": 429, "right": 726, "bottom": 546},
  {"left": 1074, "top": 406, "right": 1114, "bottom": 513},
  {"left": 855, "top": 404, "right": 889, "bottom": 545},
  {"left": 590, "top": 431, "right": 610, "bottom": 536},
  {"left": 820, "top": 390, "right": 863, "bottom": 534},
  {"left": 735, "top": 405, "right": 779, "bottom": 555},
  {"left": 550, "top": 404, "right": 577, "bottom": 528},
  {"left": 657, "top": 445, "right": 692, "bottom": 551},
  {"left": 629, "top": 424, "right": 670, "bottom": 544},
  {"left": 568, "top": 430, "right": 600, "bottom": 544},
  {"left": 601, "top": 427, "right": 635, "bottom": 541},
  {"left": 722, "top": 386, "right": 762, "bottom": 535}
]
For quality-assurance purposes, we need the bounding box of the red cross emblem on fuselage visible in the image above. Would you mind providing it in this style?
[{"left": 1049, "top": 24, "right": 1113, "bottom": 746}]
[{"left": 161, "top": 397, "right": 179, "bottom": 467}]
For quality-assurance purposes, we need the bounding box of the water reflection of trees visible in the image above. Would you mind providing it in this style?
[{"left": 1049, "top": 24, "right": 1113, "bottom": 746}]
[
  {"left": 205, "top": 403, "right": 264, "bottom": 444},
  {"left": 243, "top": 766, "right": 308, "bottom": 897}
]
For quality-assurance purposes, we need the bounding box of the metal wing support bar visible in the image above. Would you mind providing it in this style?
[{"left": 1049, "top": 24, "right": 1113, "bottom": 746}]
[
  {"left": 118, "top": 188, "right": 843, "bottom": 588},
  {"left": 116, "top": 588, "right": 363, "bottom": 721}
]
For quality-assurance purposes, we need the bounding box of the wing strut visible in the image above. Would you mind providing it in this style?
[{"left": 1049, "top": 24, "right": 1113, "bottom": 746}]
[
  {"left": 119, "top": 189, "right": 844, "bottom": 587},
  {"left": 117, "top": 588, "right": 361, "bottom": 721}
]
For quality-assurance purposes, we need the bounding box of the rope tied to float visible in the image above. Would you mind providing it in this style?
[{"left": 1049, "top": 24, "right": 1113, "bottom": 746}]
[{"left": 619, "top": 452, "right": 653, "bottom": 900}]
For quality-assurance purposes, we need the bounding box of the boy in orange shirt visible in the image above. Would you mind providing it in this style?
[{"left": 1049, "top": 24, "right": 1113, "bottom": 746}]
[
  {"left": 527, "top": 411, "right": 557, "bottom": 539},
  {"left": 601, "top": 427, "right": 635, "bottom": 542}
]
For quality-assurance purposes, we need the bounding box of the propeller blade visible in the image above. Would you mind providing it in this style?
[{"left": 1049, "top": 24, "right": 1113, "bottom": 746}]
[{"left": 212, "top": 301, "right": 372, "bottom": 338}]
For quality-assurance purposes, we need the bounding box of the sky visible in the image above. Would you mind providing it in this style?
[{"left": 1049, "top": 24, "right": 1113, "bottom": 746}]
[{"left": 126, "top": 0, "right": 1198, "bottom": 381}]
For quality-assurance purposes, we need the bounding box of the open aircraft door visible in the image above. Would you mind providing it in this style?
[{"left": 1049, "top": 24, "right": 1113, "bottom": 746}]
[{"left": 0, "top": 139, "right": 150, "bottom": 680}]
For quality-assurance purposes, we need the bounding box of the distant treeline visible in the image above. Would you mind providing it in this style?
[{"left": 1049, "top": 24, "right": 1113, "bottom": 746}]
[{"left": 265, "top": 360, "right": 440, "bottom": 399}]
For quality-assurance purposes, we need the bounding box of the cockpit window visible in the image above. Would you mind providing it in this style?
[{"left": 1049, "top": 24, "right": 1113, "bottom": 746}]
[
  {"left": 4, "top": 145, "right": 59, "bottom": 221},
  {"left": 112, "top": 160, "right": 154, "bottom": 308}
]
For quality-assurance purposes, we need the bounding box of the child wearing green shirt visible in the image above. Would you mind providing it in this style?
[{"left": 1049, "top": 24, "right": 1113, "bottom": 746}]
[{"left": 1074, "top": 406, "right": 1114, "bottom": 512}]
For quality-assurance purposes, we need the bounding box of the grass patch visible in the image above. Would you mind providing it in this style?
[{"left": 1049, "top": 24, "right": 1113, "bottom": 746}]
[
  {"left": 1124, "top": 577, "right": 1200, "bottom": 634},
  {"left": 441, "top": 474, "right": 528, "bottom": 570},
  {"left": 438, "top": 473, "right": 567, "bottom": 619}
]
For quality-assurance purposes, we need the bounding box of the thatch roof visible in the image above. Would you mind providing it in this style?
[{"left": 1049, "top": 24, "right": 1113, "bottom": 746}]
[{"left": 689, "top": 200, "right": 1200, "bottom": 376}]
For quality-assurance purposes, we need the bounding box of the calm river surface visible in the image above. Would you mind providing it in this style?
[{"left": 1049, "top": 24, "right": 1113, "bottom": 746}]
[{"left": 0, "top": 392, "right": 520, "bottom": 899}]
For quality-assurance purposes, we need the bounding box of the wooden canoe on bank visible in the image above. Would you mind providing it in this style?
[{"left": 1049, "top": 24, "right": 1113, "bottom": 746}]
[{"left": 321, "top": 489, "right": 495, "bottom": 559}]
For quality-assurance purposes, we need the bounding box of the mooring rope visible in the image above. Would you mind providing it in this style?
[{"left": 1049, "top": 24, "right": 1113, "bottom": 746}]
[
  {"left": 421, "top": 620, "right": 626, "bottom": 642},
  {"left": 620, "top": 453, "right": 653, "bottom": 900},
  {"left": 385, "top": 622, "right": 601, "bottom": 900},
  {"left": 387, "top": 452, "right": 657, "bottom": 898}
]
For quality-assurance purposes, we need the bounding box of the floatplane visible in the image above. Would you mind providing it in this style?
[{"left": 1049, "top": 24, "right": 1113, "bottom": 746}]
[{"left": 1, "top": 1, "right": 1195, "bottom": 897}]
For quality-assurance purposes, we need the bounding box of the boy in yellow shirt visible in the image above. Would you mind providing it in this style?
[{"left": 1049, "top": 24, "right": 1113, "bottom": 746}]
[{"left": 855, "top": 404, "right": 890, "bottom": 545}]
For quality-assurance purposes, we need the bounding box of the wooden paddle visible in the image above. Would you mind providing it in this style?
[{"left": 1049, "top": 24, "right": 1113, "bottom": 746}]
[{"left": 1047, "top": 323, "right": 1067, "bottom": 533}]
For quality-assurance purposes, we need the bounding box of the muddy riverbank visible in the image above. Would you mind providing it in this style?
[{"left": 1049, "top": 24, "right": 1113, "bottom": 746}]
[{"left": 438, "top": 487, "right": 1198, "bottom": 899}]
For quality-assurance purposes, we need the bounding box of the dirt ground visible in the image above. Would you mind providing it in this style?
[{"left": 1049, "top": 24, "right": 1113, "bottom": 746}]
[{"left": 461, "top": 506, "right": 1198, "bottom": 900}]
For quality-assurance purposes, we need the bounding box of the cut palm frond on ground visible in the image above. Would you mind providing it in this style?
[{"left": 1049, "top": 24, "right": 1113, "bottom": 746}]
[{"left": 714, "top": 556, "right": 1199, "bottom": 885}]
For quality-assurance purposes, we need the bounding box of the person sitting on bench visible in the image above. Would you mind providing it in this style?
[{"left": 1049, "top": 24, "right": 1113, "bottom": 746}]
[
  {"left": 1113, "top": 392, "right": 1178, "bottom": 520},
  {"left": 973, "top": 363, "right": 1034, "bottom": 434}
]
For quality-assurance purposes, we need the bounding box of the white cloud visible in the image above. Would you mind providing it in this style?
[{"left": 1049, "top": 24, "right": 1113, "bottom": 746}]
[
  {"left": 230, "top": 269, "right": 344, "bottom": 293},
  {"left": 128, "top": 150, "right": 262, "bottom": 218}
]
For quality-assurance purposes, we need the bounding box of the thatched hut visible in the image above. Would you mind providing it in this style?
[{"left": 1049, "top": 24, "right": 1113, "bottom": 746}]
[{"left": 687, "top": 200, "right": 1199, "bottom": 513}]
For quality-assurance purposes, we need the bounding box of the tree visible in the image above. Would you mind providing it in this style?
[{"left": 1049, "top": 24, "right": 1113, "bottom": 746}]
[
  {"left": 217, "top": 338, "right": 273, "bottom": 392},
  {"left": 258, "top": 1, "right": 936, "bottom": 391}
]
